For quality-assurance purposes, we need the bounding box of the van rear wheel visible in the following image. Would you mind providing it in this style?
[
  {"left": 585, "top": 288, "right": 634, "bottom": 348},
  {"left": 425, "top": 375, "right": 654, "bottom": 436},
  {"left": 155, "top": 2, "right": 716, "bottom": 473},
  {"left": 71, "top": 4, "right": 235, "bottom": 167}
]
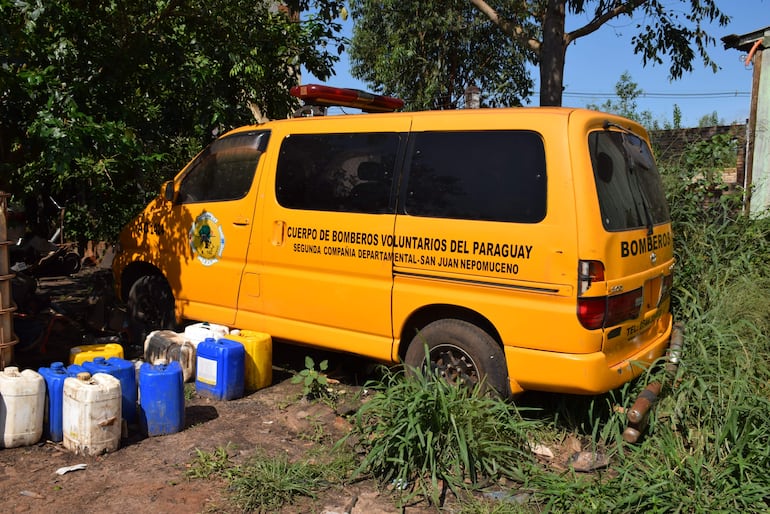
[
  {"left": 403, "top": 319, "right": 509, "bottom": 397},
  {"left": 127, "top": 275, "right": 175, "bottom": 350}
]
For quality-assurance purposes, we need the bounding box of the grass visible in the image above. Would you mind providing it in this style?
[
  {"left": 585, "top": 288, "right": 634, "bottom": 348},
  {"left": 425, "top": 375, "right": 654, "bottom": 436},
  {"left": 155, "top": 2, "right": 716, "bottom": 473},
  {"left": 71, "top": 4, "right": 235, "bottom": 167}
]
[
  {"left": 227, "top": 452, "right": 322, "bottom": 512},
  {"left": 345, "top": 365, "right": 538, "bottom": 507},
  {"left": 187, "top": 444, "right": 354, "bottom": 513},
  {"left": 186, "top": 445, "right": 234, "bottom": 480}
]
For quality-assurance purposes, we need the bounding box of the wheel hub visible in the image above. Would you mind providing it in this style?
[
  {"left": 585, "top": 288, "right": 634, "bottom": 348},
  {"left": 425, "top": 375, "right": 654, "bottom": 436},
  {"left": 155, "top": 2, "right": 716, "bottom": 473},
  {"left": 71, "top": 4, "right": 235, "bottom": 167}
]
[{"left": 430, "top": 345, "right": 480, "bottom": 387}]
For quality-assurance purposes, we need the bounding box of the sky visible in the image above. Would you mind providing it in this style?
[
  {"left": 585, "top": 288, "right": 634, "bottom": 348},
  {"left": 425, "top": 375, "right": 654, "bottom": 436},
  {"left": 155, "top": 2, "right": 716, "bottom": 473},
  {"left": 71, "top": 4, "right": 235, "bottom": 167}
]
[{"left": 304, "top": 1, "right": 768, "bottom": 128}]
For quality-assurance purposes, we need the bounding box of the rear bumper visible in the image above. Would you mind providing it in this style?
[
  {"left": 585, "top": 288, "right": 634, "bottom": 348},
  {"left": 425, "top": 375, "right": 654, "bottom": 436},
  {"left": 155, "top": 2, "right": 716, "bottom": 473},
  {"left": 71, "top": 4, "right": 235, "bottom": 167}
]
[{"left": 505, "top": 316, "right": 673, "bottom": 395}]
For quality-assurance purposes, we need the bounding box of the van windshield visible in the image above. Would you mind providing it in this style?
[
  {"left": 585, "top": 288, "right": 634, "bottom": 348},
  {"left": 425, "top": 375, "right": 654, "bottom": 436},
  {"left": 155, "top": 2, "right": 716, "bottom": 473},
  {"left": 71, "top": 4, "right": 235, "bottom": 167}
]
[{"left": 589, "top": 130, "right": 670, "bottom": 232}]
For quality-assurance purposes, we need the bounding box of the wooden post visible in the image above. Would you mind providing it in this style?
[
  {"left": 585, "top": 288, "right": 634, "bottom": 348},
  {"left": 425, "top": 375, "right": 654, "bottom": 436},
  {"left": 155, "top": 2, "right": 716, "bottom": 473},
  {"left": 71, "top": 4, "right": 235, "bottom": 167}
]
[{"left": 0, "top": 191, "right": 17, "bottom": 368}]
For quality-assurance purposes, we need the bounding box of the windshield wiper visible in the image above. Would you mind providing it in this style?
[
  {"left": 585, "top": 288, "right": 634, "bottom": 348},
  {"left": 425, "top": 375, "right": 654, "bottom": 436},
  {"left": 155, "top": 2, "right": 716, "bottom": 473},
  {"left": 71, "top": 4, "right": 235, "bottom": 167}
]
[
  {"left": 633, "top": 170, "right": 655, "bottom": 235},
  {"left": 603, "top": 120, "right": 642, "bottom": 139}
]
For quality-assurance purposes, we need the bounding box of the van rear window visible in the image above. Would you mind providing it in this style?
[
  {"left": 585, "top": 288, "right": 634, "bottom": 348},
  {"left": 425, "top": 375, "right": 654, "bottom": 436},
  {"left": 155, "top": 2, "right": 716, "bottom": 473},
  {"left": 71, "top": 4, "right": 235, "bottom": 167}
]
[
  {"left": 404, "top": 131, "right": 547, "bottom": 223},
  {"left": 589, "top": 131, "right": 670, "bottom": 232}
]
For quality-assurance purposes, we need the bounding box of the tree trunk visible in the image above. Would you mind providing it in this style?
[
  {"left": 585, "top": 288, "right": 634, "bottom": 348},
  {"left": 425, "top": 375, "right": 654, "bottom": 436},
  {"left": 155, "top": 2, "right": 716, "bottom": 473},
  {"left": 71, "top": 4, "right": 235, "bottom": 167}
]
[{"left": 539, "top": 0, "right": 567, "bottom": 106}]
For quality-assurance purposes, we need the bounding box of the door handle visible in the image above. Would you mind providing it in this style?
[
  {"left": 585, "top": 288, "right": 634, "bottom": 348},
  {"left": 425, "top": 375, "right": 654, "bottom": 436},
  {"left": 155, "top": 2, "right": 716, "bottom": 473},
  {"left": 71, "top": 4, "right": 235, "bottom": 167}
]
[{"left": 233, "top": 217, "right": 250, "bottom": 226}]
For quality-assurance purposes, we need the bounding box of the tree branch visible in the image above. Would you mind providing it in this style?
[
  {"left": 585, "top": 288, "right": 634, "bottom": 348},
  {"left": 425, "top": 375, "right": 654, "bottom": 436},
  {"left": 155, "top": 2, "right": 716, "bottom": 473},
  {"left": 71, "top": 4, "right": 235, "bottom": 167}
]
[
  {"left": 566, "top": 0, "right": 647, "bottom": 45},
  {"left": 469, "top": 0, "right": 540, "bottom": 53}
]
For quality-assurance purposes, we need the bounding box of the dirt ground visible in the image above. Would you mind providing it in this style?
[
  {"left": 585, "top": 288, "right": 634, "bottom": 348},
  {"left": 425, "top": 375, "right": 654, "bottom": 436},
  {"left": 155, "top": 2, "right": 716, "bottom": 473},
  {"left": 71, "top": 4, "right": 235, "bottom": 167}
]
[{"left": 1, "top": 266, "right": 440, "bottom": 514}]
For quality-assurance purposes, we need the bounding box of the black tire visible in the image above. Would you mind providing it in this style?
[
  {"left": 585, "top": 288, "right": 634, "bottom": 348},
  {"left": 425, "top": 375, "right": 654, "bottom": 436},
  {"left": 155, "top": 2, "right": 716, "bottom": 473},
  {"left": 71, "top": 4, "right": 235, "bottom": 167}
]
[
  {"left": 63, "top": 252, "right": 81, "bottom": 275},
  {"left": 403, "top": 319, "right": 510, "bottom": 397},
  {"left": 127, "top": 275, "right": 175, "bottom": 349}
]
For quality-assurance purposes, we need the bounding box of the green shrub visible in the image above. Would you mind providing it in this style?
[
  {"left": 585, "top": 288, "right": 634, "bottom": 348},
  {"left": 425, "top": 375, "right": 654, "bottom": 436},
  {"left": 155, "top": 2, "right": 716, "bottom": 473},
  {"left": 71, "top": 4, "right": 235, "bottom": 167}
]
[{"left": 681, "top": 133, "right": 738, "bottom": 182}]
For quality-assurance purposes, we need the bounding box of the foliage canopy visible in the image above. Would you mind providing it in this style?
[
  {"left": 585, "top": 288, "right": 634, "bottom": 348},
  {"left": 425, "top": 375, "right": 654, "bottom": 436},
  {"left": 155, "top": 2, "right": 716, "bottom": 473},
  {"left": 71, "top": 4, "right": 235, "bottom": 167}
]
[
  {"left": 475, "top": 0, "right": 730, "bottom": 106},
  {"left": 350, "top": 0, "right": 730, "bottom": 108},
  {"left": 0, "top": 0, "right": 345, "bottom": 243},
  {"left": 348, "top": 0, "right": 534, "bottom": 110}
]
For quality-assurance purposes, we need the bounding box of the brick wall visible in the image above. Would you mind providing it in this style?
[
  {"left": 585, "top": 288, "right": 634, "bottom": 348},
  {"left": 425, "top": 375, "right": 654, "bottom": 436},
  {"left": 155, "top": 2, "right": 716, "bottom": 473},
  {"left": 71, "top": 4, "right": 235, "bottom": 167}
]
[{"left": 651, "top": 124, "right": 747, "bottom": 186}]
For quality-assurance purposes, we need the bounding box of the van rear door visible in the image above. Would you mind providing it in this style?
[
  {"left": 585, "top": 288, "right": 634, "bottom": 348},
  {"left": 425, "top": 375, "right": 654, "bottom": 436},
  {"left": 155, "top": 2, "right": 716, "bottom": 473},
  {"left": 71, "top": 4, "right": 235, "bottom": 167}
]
[{"left": 580, "top": 126, "right": 674, "bottom": 365}]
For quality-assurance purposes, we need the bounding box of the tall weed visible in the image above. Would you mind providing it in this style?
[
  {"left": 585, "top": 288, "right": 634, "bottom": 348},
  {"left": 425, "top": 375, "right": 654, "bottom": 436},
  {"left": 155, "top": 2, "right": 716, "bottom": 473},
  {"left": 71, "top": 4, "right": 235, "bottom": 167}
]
[
  {"left": 662, "top": 162, "right": 770, "bottom": 316},
  {"left": 346, "top": 366, "right": 538, "bottom": 506}
]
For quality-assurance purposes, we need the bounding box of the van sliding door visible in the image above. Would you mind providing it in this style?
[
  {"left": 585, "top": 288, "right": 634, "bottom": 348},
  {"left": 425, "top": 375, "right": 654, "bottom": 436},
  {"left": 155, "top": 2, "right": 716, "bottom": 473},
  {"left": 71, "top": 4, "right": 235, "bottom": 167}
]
[{"left": 253, "top": 119, "right": 410, "bottom": 361}]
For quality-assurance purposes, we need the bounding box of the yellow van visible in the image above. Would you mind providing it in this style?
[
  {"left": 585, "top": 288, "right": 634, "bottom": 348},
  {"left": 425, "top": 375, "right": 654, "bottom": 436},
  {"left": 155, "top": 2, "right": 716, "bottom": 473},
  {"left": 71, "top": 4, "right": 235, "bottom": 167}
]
[{"left": 113, "top": 85, "right": 675, "bottom": 397}]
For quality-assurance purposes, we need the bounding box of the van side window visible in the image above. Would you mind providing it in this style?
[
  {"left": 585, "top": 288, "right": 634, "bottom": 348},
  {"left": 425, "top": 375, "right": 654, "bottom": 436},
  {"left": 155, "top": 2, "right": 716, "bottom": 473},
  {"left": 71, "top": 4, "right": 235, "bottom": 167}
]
[
  {"left": 275, "top": 133, "right": 400, "bottom": 213},
  {"left": 404, "top": 131, "right": 547, "bottom": 222},
  {"left": 178, "top": 131, "right": 270, "bottom": 204}
]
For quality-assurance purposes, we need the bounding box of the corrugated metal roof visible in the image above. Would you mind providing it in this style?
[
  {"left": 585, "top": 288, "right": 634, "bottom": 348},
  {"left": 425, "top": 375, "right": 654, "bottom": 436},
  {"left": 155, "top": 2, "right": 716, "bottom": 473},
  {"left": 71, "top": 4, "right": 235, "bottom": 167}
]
[{"left": 722, "top": 26, "right": 770, "bottom": 51}]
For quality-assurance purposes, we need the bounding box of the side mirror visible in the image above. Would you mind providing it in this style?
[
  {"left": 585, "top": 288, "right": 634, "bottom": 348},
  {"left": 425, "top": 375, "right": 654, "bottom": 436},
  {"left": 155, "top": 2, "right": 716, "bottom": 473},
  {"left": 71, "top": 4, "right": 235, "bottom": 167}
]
[{"left": 163, "top": 181, "right": 175, "bottom": 202}]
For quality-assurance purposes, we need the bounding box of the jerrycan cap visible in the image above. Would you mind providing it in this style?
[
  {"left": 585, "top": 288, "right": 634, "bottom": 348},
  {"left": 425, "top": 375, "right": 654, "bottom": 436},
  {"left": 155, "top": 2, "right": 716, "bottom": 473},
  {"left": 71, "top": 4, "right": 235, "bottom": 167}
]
[
  {"left": 3, "top": 366, "right": 20, "bottom": 377},
  {"left": 76, "top": 372, "right": 92, "bottom": 382}
]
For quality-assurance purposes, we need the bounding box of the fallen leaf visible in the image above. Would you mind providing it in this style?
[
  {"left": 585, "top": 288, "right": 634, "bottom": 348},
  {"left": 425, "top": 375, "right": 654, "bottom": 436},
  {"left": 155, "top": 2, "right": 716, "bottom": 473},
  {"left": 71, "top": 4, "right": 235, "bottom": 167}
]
[{"left": 528, "top": 442, "right": 554, "bottom": 458}]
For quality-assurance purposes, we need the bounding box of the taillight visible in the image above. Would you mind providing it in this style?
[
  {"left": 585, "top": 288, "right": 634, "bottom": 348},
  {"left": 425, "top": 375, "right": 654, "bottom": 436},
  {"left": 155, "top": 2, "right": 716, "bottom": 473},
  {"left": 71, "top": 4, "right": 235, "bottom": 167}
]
[
  {"left": 578, "top": 260, "right": 605, "bottom": 295},
  {"left": 577, "top": 297, "right": 606, "bottom": 330},
  {"left": 577, "top": 288, "right": 643, "bottom": 330}
]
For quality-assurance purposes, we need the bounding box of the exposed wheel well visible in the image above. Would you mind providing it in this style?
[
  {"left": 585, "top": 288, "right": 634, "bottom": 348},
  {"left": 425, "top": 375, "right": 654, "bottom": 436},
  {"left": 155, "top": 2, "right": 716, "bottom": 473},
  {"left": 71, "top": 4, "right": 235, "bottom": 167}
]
[
  {"left": 119, "top": 262, "right": 164, "bottom": 302},
  {"left": 397, "top": 304, "right": 502, "bottom": 361}
]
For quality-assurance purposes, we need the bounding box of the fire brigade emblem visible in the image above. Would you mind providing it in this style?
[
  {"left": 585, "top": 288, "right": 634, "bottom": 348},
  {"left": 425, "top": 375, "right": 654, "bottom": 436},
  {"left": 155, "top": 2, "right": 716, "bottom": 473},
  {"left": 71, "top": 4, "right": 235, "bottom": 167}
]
[{"left": 189, "top": 212, "right": 225, "bottom": 266}]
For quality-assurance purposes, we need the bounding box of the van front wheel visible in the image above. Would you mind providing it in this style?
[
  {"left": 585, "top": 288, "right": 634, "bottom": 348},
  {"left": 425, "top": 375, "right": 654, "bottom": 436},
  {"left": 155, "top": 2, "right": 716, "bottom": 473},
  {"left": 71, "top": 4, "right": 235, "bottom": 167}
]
[
  {"left": 127, "top": 275, "right": 175, "bottom": 350},
  {"left": 403, "top": 319, "right": 509, "bottom": 397}
]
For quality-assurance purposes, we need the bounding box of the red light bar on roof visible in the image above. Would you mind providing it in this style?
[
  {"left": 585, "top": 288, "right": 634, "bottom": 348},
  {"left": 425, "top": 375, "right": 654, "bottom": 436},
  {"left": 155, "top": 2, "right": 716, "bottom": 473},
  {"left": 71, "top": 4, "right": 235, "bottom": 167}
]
[{"left": 290, "top": 84, "right": 404, "bottom": 113}]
